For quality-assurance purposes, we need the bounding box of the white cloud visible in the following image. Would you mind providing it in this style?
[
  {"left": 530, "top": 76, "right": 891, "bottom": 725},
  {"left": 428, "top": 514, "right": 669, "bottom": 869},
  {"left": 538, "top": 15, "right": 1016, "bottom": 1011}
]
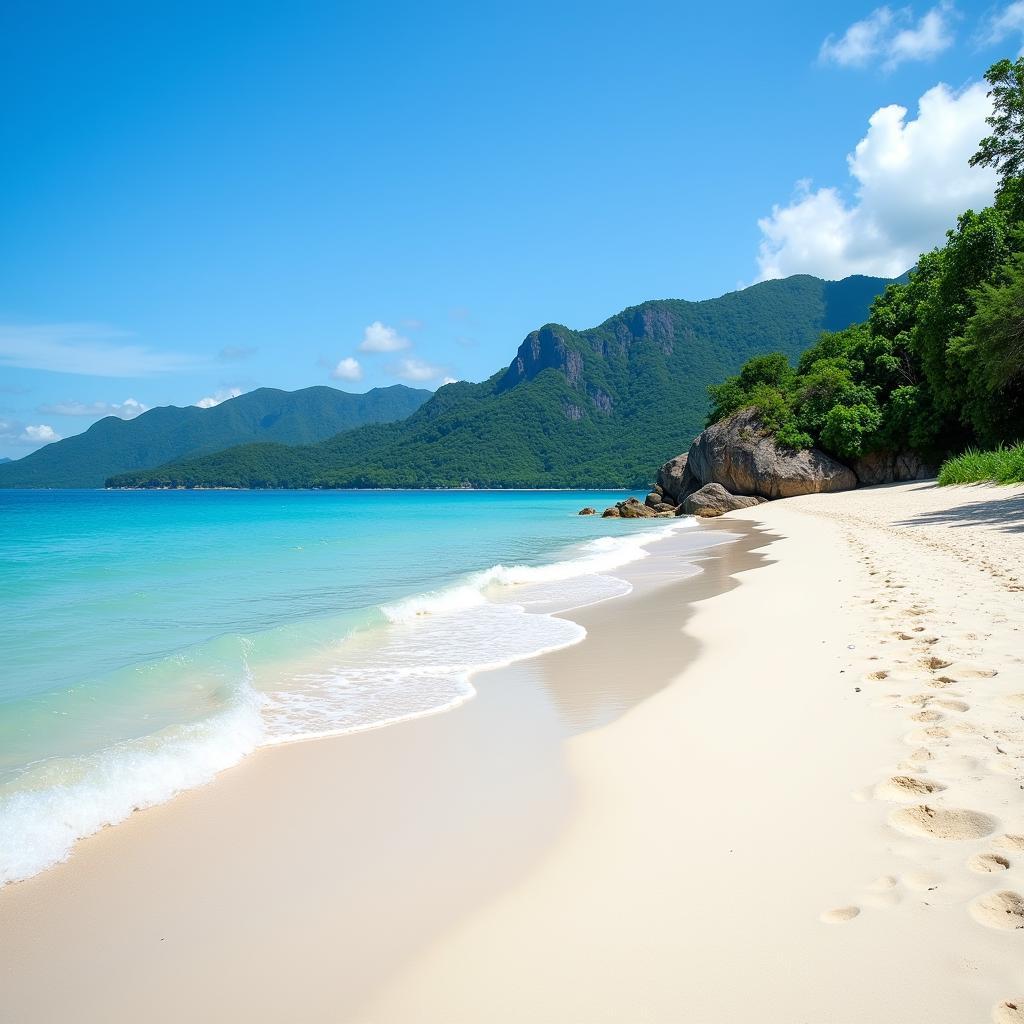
[
  {"left": 40, "top": 397, "right": 149, "bottom": 419},
  {"left": 819, "top": 4, "right": 955, "bottom": 69},
  {"left": 441, "top": 376, "right": 459, "bottom": 385},
  {"left": 195, "top": 387, "right": 243, "bottom": 409},
  {"left": 22, "top": 424, "right": 60, "bottom": 444},
  {"left": 0, "top": 324, "right": 201, "bottom": 377},
  {"left": 391, "top": 357, "right": 446, "bottom": 383},
  {"left": 978, "top": 1, "right": 1024, "bottom": 53},
  {"left": 330, "top": 357, "right": 363, "bottom": 381},
  {"left": 357, "top": 321, "right": 411, "bottom": 353},
  {"left": 757, "top": 81, "right": 997, "bottom": 281}
]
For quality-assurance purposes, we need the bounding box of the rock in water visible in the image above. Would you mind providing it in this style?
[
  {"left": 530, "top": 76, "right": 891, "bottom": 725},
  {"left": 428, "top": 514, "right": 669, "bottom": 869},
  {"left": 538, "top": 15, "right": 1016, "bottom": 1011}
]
[
  {"left": 682, "top": 483, "right": 764, "bottom": 518},
  {"left": 616, "top": 496, "right": 657, "bottom": 518},
  {"left": 686, "top": 407, "right": 856, "bottom": 499},
  {"left": 578, "top": 507, "right": 597, "bottom": 516},
  {"left": 601, "top": 506, "right": 621, "bottom": 518},
  {"left": 644, "top": 491, "right": 663, "bottom": 509},
  {"left": 849, "top": 450, "right": 935, "bottom": 486}
]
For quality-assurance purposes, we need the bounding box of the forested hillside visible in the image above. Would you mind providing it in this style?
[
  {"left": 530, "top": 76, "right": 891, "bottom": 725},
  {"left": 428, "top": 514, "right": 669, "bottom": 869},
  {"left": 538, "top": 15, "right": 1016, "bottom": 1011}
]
[
  {"left": 701, "top": 58, "right": 1024, "bottom": 484},
  {"left": 109, "top": 274, "right": 892, "bottom": 488},
  {"left": 0, "top": 385, "right": 431, "bottom": 488}
]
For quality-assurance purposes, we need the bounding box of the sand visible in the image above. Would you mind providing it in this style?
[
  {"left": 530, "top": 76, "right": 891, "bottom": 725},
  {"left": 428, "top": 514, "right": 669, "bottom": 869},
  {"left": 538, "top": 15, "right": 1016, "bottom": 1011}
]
[{"left": 3, "top": 480, "right": 1024, "bottom": 1023}]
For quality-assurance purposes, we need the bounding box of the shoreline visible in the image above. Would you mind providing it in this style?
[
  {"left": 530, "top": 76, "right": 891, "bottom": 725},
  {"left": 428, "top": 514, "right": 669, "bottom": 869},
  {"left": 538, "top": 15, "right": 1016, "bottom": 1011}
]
[{"left": 4, "top": 481, "right": 1024, "bottom": 1022}]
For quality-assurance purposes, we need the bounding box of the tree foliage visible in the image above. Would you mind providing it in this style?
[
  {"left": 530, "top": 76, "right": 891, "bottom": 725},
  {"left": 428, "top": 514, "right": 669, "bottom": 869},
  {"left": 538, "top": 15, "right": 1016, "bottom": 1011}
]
[{"left": 704, "top": 58, "right": 1024, "bottom": 466}]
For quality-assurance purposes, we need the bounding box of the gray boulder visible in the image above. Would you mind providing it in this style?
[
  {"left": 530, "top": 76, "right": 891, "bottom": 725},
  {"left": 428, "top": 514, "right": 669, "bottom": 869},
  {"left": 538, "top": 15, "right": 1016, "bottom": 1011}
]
[
  {"left": 644, "top": 491, "right": 663, "bottom": 509},
  {"left": 687, "top": 408, "right": 857, "bottom": 499},
  {"left": 849, "top": 450, "right": 935, "bottom": 486},
  {"left": 656, "top": 452, "right": 700, "bottom": 505},
  {"left": 682, "top": 483, "right": 764, "bottom": 518},
  {"left": 616, "top": 496, "right": 657, "bottom": 519}
]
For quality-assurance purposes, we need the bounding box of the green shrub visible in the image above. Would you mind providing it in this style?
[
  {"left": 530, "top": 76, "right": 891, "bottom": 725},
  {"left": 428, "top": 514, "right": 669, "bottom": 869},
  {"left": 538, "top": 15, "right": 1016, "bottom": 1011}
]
[{"left": 937, "top": 442, "right": 1024, "bottom": 484}]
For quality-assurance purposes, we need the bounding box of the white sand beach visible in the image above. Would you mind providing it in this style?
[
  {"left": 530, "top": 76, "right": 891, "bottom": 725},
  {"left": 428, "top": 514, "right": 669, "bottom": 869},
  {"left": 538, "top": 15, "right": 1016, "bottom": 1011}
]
[{"left": 4, "top": 481, "right": 1024, "bottom": 1023}]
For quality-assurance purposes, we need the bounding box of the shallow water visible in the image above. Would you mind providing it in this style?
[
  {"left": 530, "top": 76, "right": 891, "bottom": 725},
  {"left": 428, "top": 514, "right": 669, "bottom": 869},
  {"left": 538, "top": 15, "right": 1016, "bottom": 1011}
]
[{"left": 0, "top": 488, "right": 694, "bottom": 884}]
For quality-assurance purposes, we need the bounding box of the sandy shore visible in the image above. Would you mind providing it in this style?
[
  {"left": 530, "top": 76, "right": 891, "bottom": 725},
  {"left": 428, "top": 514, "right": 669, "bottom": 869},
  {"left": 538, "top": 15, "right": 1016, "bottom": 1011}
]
[{"left": 4, "top": 481, "right": 1024, "bottom": 1023}]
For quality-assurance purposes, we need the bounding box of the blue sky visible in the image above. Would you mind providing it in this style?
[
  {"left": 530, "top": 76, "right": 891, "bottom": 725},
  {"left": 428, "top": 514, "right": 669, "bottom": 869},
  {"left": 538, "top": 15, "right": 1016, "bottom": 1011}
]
[{"left": 0, "top": 0, "right": 1020, "bottom": 457}]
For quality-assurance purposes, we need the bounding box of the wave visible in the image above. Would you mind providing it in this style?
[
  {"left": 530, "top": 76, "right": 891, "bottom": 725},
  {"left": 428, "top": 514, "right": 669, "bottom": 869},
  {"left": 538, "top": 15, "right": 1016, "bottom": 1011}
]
[
  {"left": 0, "top": 516, "right": 691, "bottom": 887},
  {"left": 0, "top": 674, "right": 265, "bottom": 887},
  {"left": 382, "top": 520, "right": 687, "bottom": 623}
]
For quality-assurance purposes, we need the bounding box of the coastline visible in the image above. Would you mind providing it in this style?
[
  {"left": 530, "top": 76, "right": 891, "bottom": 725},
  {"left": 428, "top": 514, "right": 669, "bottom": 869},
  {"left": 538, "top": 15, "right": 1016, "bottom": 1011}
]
[{"left": 4, "top": 481, "right": 1024, "bottom": 1022}]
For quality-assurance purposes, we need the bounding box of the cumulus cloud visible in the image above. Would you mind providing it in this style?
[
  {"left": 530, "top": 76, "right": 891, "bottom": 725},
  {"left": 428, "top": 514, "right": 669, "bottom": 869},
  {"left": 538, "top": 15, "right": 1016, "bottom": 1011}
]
[
  {"left": 195, "top": 387, "right": 243, "bottom": 409},
  {"left": 0, "top": 419, "right": 62, "bottom": 449},
  {"left": 756, "top": 81, "right": 997, "bottom": 281},
  {"left": 330, "top": 357, "right": 363, "bottom": 382},
  {"left": 441, "top": 376, "right": 460, "bottom": 386},
  {"left": 357, "top": 321, "right": 411, "bottom": 353},
  {"left": 23, "top": 424, "right": 60, "bottom": 443},
  {"left": 0, "top": 324, "right": 201, "bottom": 377},
  {"left": 40, "top": 397, "right": 148, "bottom": 419},
  {"left": 391, "top": 357, "right": 446, "bottom": 383},
  {"left": 819, "top": 4, "right": 955, "bottom": 69},
  {"left": 978, "top": 1, "right": 1024, "bottom": 52}
]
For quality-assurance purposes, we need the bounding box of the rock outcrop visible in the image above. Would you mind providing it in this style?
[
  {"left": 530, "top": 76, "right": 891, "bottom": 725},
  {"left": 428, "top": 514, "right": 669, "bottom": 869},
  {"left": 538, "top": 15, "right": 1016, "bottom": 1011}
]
[
  {"left": 686, "top": 408, "right": 857, "bottom": 499},
  {"left": 682, "top": 483, "right": 765, "bottom": 518},
  {"left": 656, "top": 453, "right": 700, "bottom": 505},
  {"left": 602, "top": 496, "right": 660, "bottom": 518},
  {"left": 849, "top": 450, "right": 935, "bottom": 486},
  {"left": 578, "top": 506, "right": 597, "bottom": 516}
]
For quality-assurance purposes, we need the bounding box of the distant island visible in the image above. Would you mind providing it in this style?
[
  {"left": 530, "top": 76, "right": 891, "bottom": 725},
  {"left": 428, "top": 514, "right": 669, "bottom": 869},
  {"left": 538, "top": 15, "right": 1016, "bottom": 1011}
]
[{"left": 105, "top": 274, "right": 892, "bottom": 490}]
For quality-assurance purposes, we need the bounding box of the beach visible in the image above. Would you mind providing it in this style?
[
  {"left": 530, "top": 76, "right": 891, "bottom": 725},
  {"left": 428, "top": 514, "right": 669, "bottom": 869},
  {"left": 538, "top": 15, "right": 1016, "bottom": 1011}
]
[{"left": 4, "top": 480, "right": 1024, "bottom": 1023}]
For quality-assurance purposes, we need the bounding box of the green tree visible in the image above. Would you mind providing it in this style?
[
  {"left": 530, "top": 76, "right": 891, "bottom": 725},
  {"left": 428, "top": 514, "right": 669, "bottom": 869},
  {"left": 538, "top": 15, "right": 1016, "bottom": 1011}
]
[
  {"left": 965, "top": 251, "right": 1024, "bottom": 390},
  {"left": 970, "top": 57, "right": 1024, "bottom": 190}
]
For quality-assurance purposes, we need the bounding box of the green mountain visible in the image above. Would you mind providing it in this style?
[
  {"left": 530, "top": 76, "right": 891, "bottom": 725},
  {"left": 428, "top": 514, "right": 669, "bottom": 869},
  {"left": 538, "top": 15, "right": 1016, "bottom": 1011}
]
[
  {"left": 109, "top": 274, "right": 893, "bottom": 489},
  {"left": 0, "top": 385, "right": 431, "bottom": 488}
]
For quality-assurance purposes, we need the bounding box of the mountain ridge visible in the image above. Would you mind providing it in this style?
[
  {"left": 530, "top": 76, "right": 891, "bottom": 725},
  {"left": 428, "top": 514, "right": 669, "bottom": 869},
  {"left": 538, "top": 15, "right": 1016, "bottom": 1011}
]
[
  {"left": 0, "top": 385, "right": 432, "bottom": 488},
  {"left": 109, "top": 273, "right": 895, "bottom": 489}
]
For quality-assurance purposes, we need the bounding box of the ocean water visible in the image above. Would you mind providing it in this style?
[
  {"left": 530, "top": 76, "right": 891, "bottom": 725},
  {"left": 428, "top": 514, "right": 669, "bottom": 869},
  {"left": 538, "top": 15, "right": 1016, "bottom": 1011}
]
[{"left": 0, "top": 489, "right": 692, "bottom": 886}]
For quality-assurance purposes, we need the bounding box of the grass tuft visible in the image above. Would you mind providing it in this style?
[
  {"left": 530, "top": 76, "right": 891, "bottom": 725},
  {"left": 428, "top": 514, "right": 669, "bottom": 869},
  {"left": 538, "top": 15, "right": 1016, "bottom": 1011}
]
[{"left": 937, "top": 442, "right": 1024, "bottom": 485}]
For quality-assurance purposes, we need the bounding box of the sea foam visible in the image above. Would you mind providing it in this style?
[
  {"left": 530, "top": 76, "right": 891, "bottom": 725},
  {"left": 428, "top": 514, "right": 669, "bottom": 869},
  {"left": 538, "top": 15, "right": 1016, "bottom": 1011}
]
[{"left": 1, "top": 514, "right": 690, "bottom": 886}]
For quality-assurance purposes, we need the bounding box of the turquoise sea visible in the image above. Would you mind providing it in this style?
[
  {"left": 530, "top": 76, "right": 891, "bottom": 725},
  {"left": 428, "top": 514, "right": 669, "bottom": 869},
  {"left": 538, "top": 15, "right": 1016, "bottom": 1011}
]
[{"left": 0, "top": 488, "right": 691, "bottom": 885}]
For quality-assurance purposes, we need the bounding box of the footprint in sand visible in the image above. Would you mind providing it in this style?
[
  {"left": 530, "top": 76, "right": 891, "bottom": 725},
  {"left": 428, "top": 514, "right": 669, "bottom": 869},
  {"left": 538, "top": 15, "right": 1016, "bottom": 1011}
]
[
  {"left": 875, "top": 776, "right": 945, "bottom": 801},
  {"left": 969, "top": 852, "right": 1011, "bottom": 873},
  {"left": 928, "top": 676, "right": 957, "bottom": 689},
  {"left": 994, "top": 835, "right": 1024, "bottom": 853},
  {"left": 949, "top": 663, "right": 999, "bottom": 679},
  {"left": 905, "top": 725, "right": 951, "bottom": 744},
  {"left": 993, "top": 999, "right": 1024, "bottom": 1023},
  {"left": 820, "top": 906, "right": 860, "bottom": 924},
  {"left": 922, "top": 656, "right": 954, "bottom": 671},
  {"left": 935, "top": 699, "right": 969, "bottom": 712},
  {"left": 889, "top": 805, "right": 997, "bottom": 841},
  {"left": 1001, "top": 694, "right": 1024, "bottom": 708},
  {"left": 910, "top": 709, "right": 944, "bottom": 723},
  {"left": 970, "top": 890, "right": 1024, "bottom": 930},
  {"left": 908, "top": 747, "right": 934, "bottom": 763}
]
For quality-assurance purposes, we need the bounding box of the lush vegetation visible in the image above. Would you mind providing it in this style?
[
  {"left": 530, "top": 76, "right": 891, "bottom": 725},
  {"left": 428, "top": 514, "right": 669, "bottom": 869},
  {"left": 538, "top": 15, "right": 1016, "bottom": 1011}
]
[
  {"left": 108, "top": 275, "right": 891, "bottom": 489},
  {"left": 0, "top": 385, "right": 430, "bottom": 488},
  {"left": 937, "top": 443, "right": 1024, "bottom": 485},
  {"left": 706, "top": 57, "right": 1024, "bottom": 477}
]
